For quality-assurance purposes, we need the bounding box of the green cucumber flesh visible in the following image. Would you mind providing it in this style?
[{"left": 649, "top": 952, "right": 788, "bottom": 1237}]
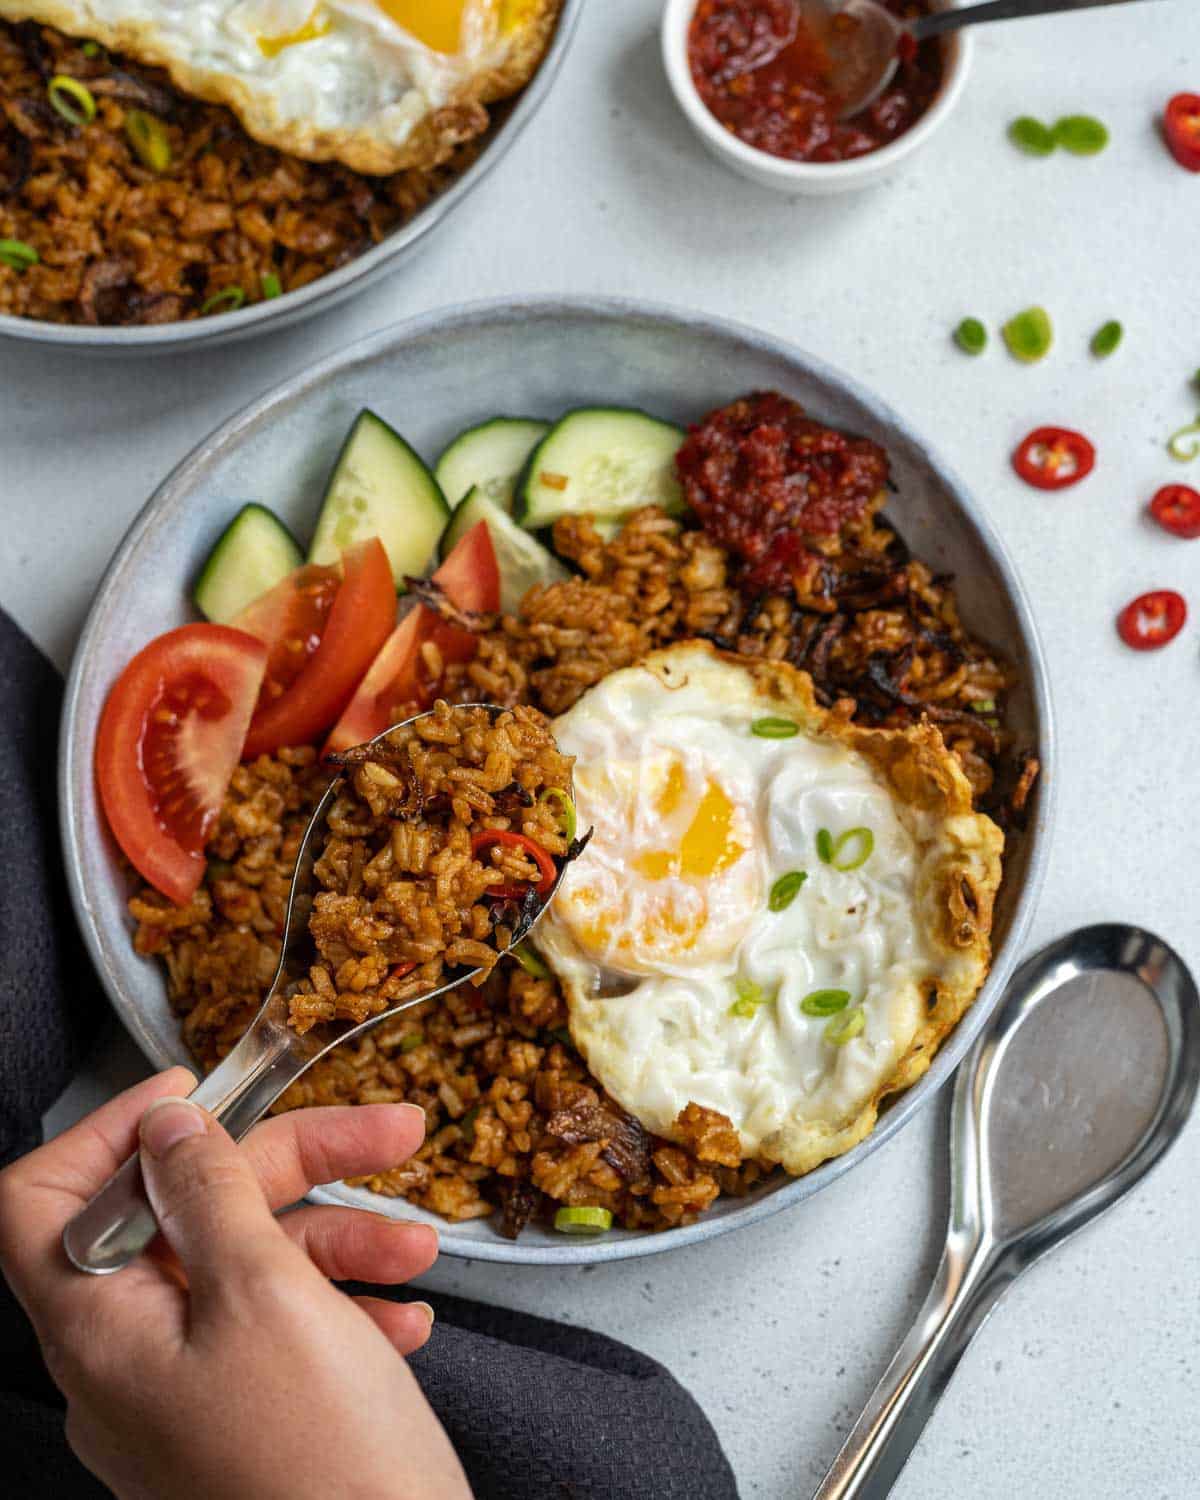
[
  {"left": 440, "top": 488, "right": 569, "bottom": 613},
  {"left": 517, "top": 407, "right": 686, "bottom": 529},
  {"left": 193, "top": 504, "right": 303, "bottom": 623},
  {"left": 308, "top": 409, "right": 449, "bottom": 590},
  {"left": 434, "top": 416, "right": 550, "bottom": 511}
]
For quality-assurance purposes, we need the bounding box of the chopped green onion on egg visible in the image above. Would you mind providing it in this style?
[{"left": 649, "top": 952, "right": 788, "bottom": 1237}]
[
  {"left": 729, "top": 978, "right": 771, "bottom": 1019},
  {"left": 800, "top": 989, "right": 851, "bottom": 1017},
  {"left": 824, "top": 1005, "right": 866, "bottom": 1046},
  {"left": 751, "top": 716, "right": 799, "bottom": 739},
  {"left": 768, "top": 870, "right": 807, "bottom": 912},
  {"left": 816, "top": 827, "right": 874, "bottom": 871}
]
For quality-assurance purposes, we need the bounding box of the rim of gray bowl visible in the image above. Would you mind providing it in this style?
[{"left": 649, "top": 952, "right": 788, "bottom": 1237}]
[
  {"left": 0, "top": 0, "right": 583, "bottom": 355},
  {"left": 59, "top": 294, "right": 1056, "bottom": 1264}
]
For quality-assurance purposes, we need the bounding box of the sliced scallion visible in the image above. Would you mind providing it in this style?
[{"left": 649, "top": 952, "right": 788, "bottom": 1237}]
[
  {"left": 261, "top": 271, "right": 283, "bottom": 300},
  {"left": 1053, "top": 114, "right": 1109, "bottom": 155},
  {"left": 82, "top": 41, "right": 100, "bottom": 58},
  {"left": 954, "top": 318, "right": 987, "bottom": 356},
  {"left": 1008, "top": 116, "right": 1056, "bottom": 156},
  {"left": 729, "top": 977, "right": 770, "bottom": 1019},
  {"left": 555, "top": 1206, "right": 614, "bottom": 1234},
  {"left": 816, "top": 828, "right": 835, "bottom": 865},
  {"left": 0, "top": 239, "right": 39, "bottom": 271},
  {"left": 125, "top": 109, "right": 172, "bottom": 172},
  {"left": 539, "top": 787, "right": 577, "bottom": 842},
  {"left": 1002, "top": 306, "right": 1053, "bottom": 363},
  {"left": 512, "top": 941, "right": 550, "bottom": 980},
  {"left": 48, "top": 75, "right": 97, "bottom": 127},
  {"left": 801, "top": 989, "right": 851, "bottom": 1017},
  {"left": 751, "top": 716, "right": 799, "bottom": 739},
  {"left": 1167, "top": 415, "right": 1200, "bottom": 462},
  {"left": 824, "top": 1005, "right": 866, "bottom": 1046},
  {"left": 817, "top": 826, "right": 874, "bottom": 871},
  {"left": 200, "top": 286, "right": 246, "bottom": 316},
  {"left": 399, "top": 1031, "right": 424, "bottom": 1054},
  {"left": 768, "top": 870, "right": 807, "bottom": 912},
  {"left": 970, "top": 699, "right": 996, "bottom": 714},
  {"left": 1090, "top": 320, "right": 1123, "bottom": 358}
]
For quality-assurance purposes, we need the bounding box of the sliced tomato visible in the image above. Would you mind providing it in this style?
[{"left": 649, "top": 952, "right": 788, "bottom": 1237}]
[
  {"left": 324, "top": 523, "right": 499, "bottom": 755},
  {"left": 1164, "top": 93, "right": 1200, "bottom": 172},
  {"left": 96, "top": 624, "right": 268, "bottom": 905},
  {"left": 234, "top": 560, "right": 341, "bottom": 705},
  {"left": 240, "top": 537, "right": 395, "bottom": 759}
]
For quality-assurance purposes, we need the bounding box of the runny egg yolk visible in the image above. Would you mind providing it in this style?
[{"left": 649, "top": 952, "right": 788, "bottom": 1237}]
[
  {"left": 374, "top": 0, "right": 467, "bottom": 52},
  {"left": 632, "top": 763, "right": 744, "bottom": 881}
]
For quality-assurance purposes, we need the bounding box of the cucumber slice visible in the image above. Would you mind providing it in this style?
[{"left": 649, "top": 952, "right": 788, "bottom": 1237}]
[
  {"left": 193, "top": 504, "right": 303, "bottom": 624},
  {"left": 434, "top": 416, "right": 550, "bottom": 511},
  {"left": 517, "top": 407, "right": 686, "bottom": 530},
  {"left": 440, "top": 488, "right": 569, "bottom": 614},
  {"left": 308, "top": 410, "right": 449, "bottom": 590}
]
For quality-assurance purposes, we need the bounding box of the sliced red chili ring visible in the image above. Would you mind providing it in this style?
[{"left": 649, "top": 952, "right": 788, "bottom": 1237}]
[
  {"left": 1149, "top": 484, "right": 1200, "bottom": 540},
  {"left": 470, "top": 830, "right": 557, "bottom": 900},
  {"left": 1012, "top": 427, "right": 1096, "bottom": 490},
  {"left": 1164, "top": 93, "right": 1200, "bottom": 172},
  {"left": 1116, "top": 590, "right": 1187, "bottom": 651},
  {"left": 389, "top": 962, "right": 417, "bottom": 981}
]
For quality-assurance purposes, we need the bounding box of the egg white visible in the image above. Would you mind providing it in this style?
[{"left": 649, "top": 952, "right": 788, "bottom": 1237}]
[
  {"left": 2, "top": 0, "right": 560, "bottom": 172},
  {"left": 537, "top": 643, "right": 1004, "bottom": 1177}
]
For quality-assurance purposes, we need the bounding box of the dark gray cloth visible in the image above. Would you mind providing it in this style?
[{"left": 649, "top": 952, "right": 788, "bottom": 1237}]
[{"left": 0, "top": 607, "right": 739, "bottom": 1500}]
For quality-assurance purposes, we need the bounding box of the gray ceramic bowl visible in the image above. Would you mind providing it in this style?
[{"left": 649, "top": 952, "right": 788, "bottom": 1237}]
[
  {"left": 0, "top": 2, "right": 581, "bottom": 355},
  {"left": 59, "top": 297, "right": 1055, "bottom": 1263}
]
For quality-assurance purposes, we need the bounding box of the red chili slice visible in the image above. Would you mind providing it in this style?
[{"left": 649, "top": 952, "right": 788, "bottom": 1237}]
[
  {"left": 1012, "top": 427, "right": 1096, "bottom": 490},
  {"left": 470, "top": 830, "right": 557, "bottom": 900},
  {"left": 1116, "top": 590, "right": 1187, "bottom": 650},
  {"left": 1149, "top": 484, "right": 1200, "bottom": 540},
  {"left": 1164, "top": 93, "right": 1200, "bottom": 172},
  {"left": 389, "top": 962, "right": 417, "bottom": 981}
]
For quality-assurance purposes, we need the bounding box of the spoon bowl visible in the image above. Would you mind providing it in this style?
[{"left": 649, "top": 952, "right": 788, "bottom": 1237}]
[
  {"left": 815, "top": 923, "right": 1200, "bottom": 1498},
  {"left": 63, "top": 703, "right": 573, "bottom": 1276}
]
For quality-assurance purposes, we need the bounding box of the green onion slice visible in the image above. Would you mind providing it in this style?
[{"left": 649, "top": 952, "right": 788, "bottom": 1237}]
[
  {"left": 768, "top": 870, "right": 807, "bottom": 912},
  {"left": 751, "top": 716, "right": 799, "bottom": 739},
  {"left": 1167, "top": 415, "right": 1200, "bottom": 462},
  {"left": 554, "top": 1206, "right": 614, "bottom": 1234},
  {"left": 1002, "top": 306, "right": 1054, "bottom": 363},
  {"left": 0, "top": 239, "right": 39, "bottom": 271},
  {"left": 816, "top": 828, "right": 834, "bottom": 864},
  {"left": 954, "top": 317, "right": 987, "bottom": 356},
  {"left": 125, "top": 109, "right": 172, "bottom": 171},
  {"left": 831, "top": 827, "right": 874, "bottom": 871},
  {"left": 824, "top": 1005, "right": 866, "bottom": 1046},
  {"left": 801, "top": 988, "right": 851, "bottom": 1017},
  {"left": 1053, "top": 114, "right": 1109, "bottom": 155},
  {"left": 1008, "top": 116, "right": 1056, "bottom": 156},
  {"left": 512, "top": 941, "right": 550, "bottom": 979},
  {"left": 1090, "top": 320, "right": 1123, "bottom": 358},
  {"left": 261, "top": 271, "right": 283, "bottom": 300},
  {"left": 539, "top": 787, "right": 577, "bottom": 842},
  {"left": 970, "top": 698, "right": 996, "bottom": 714},
  {"left": 729, "top": 977, "right": 770, "bottom": 1019},
  {"left": 399, "top": 1031, "right": 424, "bottom": 1054},
  {"left": 48, "top": 75, "right": 97, "bottom": 127},
  {"left": 200, "top": 286, "right": 246, "bottom": 316},
  {"left": 82, "top": 41, "right": 100, "bottom": 58}
]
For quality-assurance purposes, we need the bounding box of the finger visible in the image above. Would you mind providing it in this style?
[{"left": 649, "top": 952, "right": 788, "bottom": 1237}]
[
  {"left": 242, "top": 1103, "right": 427, "bottom": 1211},
  {"left": 354, "top": 1296, "right": 436, "bottom": 1356},
  {"left": 138, "top": 1097, "right": 302, "bottom": 1306},
  {"left": 278, "top": 1205, "right": 438, "bottom": 1285},
  {"left": 0, "top": 1068, "right": 196, "bottom": 1312}
]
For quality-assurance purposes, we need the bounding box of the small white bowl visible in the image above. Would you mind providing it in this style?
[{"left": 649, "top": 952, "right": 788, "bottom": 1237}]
[{"left": 661, "top": 0, "right": 972, "bottom": 194}]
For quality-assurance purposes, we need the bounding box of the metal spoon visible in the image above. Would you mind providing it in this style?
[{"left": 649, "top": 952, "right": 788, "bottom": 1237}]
[
  {"left": 794, "top": 0, "right": 1162, "bottom": 122},
  {"left": 64, "top": 704, "right": 571, "bottom": 1276},
  {"left": 813, "top": 923, "right": 1200, "bottom": 1498}
]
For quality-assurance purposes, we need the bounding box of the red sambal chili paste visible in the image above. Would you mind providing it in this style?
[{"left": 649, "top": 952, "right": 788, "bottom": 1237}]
[
  {"left": 675, "top": 392, "right": 889, "bottom": 596},
  {"left": 687, "top": 0, "right": 944, "bottom": 163}
]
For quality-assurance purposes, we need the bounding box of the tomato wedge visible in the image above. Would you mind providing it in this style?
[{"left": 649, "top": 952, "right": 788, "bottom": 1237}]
[
  {"left": 1116, "top": 590, "right": 1187, "bottom": 651},
  {"left": 240, "top": 537, "right": 394, "bottom": 759},
  {"left": 1149, "top": 484, "right": 1200, "bottom": 540},
  {"left": 325, "top": 521, "right": 499, "bottom": 756},
  {"left": 1012, "top": 427, "right": 1096, "bottom": 490},
  {"left": 96, "top": 624, "right": 268, "bottom": 905},
  {"left": 1164, "top": 93, "right": 1200, "bottom": 172},
  {"left": 234, "top": 560, "right": 342, "bottom": 704}
]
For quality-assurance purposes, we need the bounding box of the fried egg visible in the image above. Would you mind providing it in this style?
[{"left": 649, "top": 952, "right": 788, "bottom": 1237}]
[
  {"left": 536, "top": 643, "right": 1004, "bottom": 1177},
  {"left": 3, "top": 0, "right": 560, "bottom": 172}
]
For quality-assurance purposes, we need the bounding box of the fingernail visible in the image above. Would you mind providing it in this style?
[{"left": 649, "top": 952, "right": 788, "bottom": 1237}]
[
  {"left": 140, "top": 1097, "right": 207, "bottom": 1159},
  {"left": 413, "top": 1300, "right": 435, "bottom": 1330}
]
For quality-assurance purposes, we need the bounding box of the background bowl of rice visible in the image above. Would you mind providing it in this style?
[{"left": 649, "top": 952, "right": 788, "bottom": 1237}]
[{"left": 59, "top": 296, "right": 1055, "bottom": 1263}]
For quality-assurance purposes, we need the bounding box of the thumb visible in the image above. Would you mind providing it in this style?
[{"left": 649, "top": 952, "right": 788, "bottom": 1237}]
[{"left": 139, "top": 1097, "right": 294, "bottom": 1300}]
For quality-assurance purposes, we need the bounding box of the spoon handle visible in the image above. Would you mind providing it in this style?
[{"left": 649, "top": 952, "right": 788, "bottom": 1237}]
[
  {"left": 913, "top": 0, "right": 1161, "bottom": 40},
  {"left": 811, "top": 1237, "right": 1008, "bottom": 1499},
  {"left": 62, "top": 1017, "right": 307, "bottom": 1275}
]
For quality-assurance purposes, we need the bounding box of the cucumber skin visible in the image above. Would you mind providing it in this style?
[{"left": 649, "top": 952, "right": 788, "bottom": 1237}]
[
  {"left": 308, "top": 409, "right": 449, "bottom": 590},
  {"left": 434, "top": 416, "right": 549, "bottom": 512},
  {"left": 516, "top": 406, "right": 686, "bottom": 528},
  {"left": 193, "top": 504, "right": 303, "bottom": 624},
  {"left": 438, "top": 488, "right": 569, "bottom": 612}
]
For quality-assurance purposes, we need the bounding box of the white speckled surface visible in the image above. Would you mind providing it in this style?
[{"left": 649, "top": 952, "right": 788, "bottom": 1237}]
[{"left": 14, "top": 2, "right": 1200, "bottom": 1495}]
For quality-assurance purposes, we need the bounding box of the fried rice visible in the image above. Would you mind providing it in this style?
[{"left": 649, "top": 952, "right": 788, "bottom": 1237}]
[{"left": 130, "top": 452, "right": 1037, "bottom": 1240}]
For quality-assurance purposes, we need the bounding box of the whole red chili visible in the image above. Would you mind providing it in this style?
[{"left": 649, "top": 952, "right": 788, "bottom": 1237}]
[
  {"left": 1149, "top": 484, "right": 1200, "bottom": 539},
  {"left": 471, "top": 830, "right": 557, "bottom": 899},
  {"left": 1012, "top": 427, "right": 1096, "bottom": 490},
  {"left": 1116, "top": 590, "right": 1187, "bottom": 650},
  {"left": 1164, "top": 93, "right": 1200, "bottom": 172}
]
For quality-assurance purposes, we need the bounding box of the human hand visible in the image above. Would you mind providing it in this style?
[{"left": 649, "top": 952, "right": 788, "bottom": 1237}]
[{"left": 0, "top": 1068, "right": 473, "bottom": 1500}]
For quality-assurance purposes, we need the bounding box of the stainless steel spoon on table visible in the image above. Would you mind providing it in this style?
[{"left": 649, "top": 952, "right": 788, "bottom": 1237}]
[
  {"left": 795, "top": 0, "right": 1163, "bottom": 121},
  {"left": 64, "top": 704, "right": 572, "bottom": 1276},
  {"left": 814, "top": 923, "right": 1200, "bottom": 1500}
]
